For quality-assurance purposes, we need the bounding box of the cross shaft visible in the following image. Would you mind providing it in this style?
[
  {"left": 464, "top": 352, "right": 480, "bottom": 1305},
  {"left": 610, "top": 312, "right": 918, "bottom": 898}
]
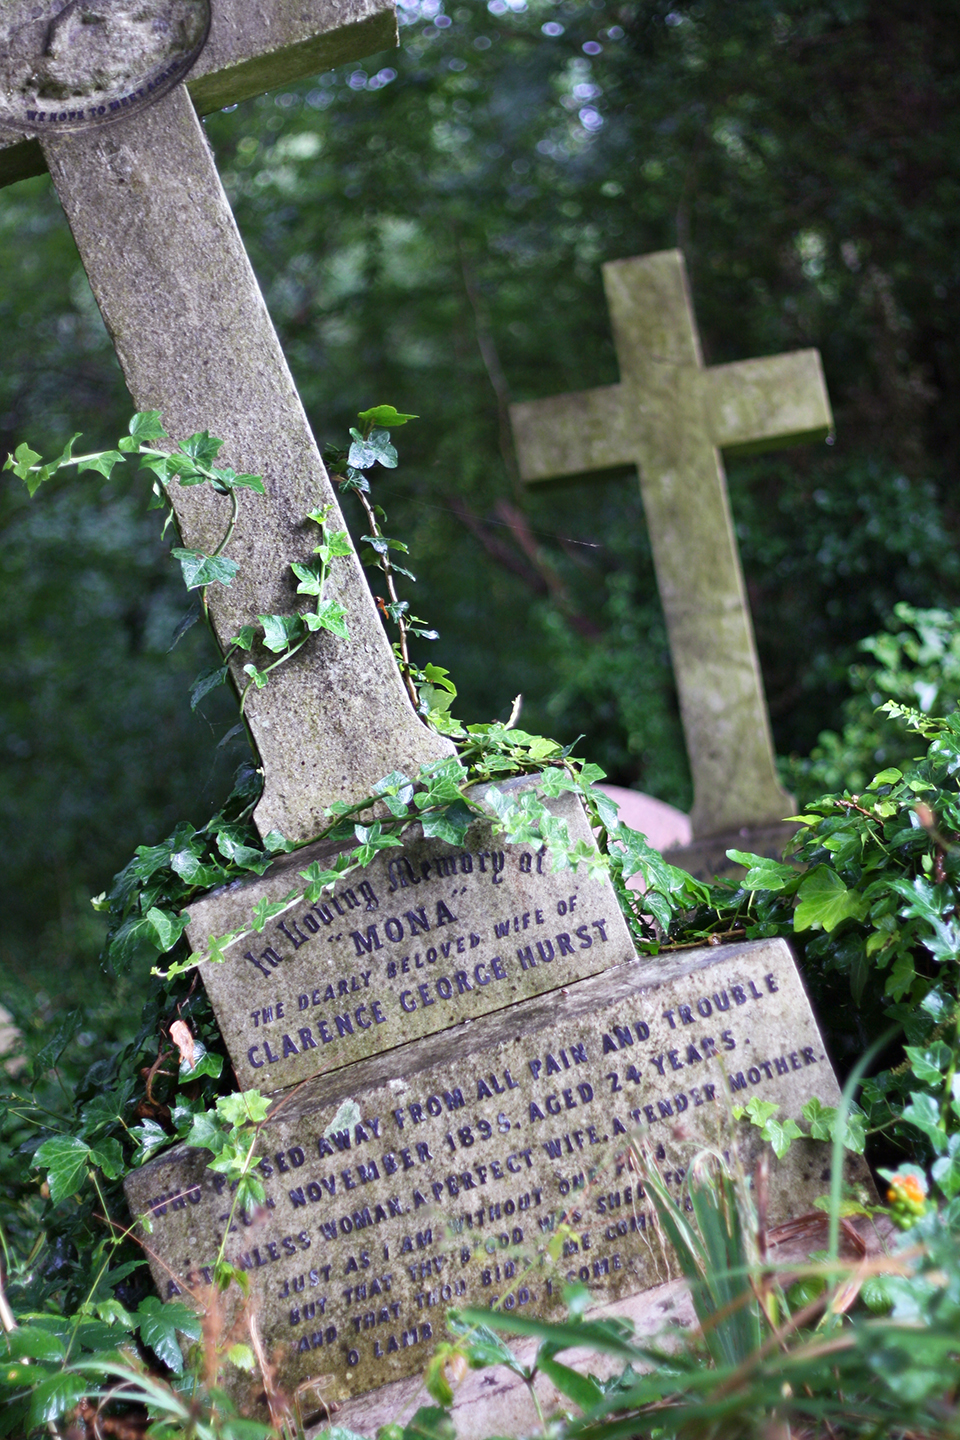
[{"left": 4, "top": 0, "right": 453, "bottom": 845}]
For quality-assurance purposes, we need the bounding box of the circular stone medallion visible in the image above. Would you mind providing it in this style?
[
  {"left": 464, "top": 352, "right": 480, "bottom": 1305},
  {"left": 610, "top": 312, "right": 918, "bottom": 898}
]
[{"left": 0, "top": 0, "right": 210, "bottom": 133}]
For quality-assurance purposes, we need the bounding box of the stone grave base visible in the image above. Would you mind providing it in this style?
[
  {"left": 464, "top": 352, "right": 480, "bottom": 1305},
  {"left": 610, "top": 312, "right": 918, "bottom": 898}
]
[
  {"left": 125, "top": 938, "right": 870, "bottom": 1411},
  {"left": 315, "top": 1211, "right": 891, "bottom": 1439}
]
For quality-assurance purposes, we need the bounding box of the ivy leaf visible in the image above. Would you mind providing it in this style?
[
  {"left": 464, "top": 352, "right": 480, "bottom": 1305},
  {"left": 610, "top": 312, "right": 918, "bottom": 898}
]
[
  {"left": 127, "top": 410, "right": 167, "bottom": 444},
  {"left": 178, "top": 430, "right": 224, "bottom": 467},
  {"left": 189, "top": 664, "right": 228, "bottom": 711},
  {"left": 251, "top": 892, "right": 298, "bottom": 932},
  {"left": 764, "top": 1116, "right": 804, "bottom": 1159},
  {"left": 168, "top": 605, "right": 200, "bottom": 651},
  {"left": 130, "top": 1118, "right": 169, "bottom": 1165},
  {"left": 169, "top": 846, "right": 207, "bottom": 883},
  {"left": 7, "top": 441, "right": 43, "bottom": 493},
  {"left": 231, "top": 625, "right": 257, "bottom": 650},
  {"left": 184, "top": 1109, "right": 228, "bottom": 1154},
  {"left": 300, "top": 860, "right": 354, "bottom": 902},
  {"left": 305, "top": 597, "right": 349, "bottom": 640},
  {"left": 904, "top": 1043, "right": 952, "bottom": 1086},
  {"left": 259, "top": 612, "right": 304, "bottom": 653},
  {"left": 421, "top": 800, "right": 475, "bottom": 846},
  {"left": 217, "top": 1091, "right": 271, "bottom": 1126},
  {"left": 353, "top": 822, "right": 405, "bottom": 863},
  {"left": 291, "top": 559, "right": 324, "bottom": 594},
  {"left": 145, "top": 906, "right": 189, "bottom": 953},
  {"left": 106, "top": 912, "right": 165, "bottom": 972},
  {"left": 901, "top": 1090, "right": 947, "bottom": 1152},
  {"left": 179, "top": 1039, "right": 223, "bottom": 1081},
  {"left": 539, "top": 768, "right": 583, "bottom": 799},
  {"left": 76, "top": 449, "right": 124, "bottom": 478},
  {"left": 243, "top": 662, "right": 269, "bottom": 690},
  {"left": 136, "top": 1296, "right": 201, "bottom": 1374},
  {"left": 215, "top": 468, "right": 265, "bottom": 494},
  {"left": 794, "top": 865, "right": 868, "bottom": 932},
  {"left": 172, "top": 549, "right": 239, "bottom": 590},
  {"left": 372, "top": 770, "right": 415, "bottom": 816},
  {"left": 419, "top": 682, "right": 454, "bottom": 714},
  {"left": 802, "top": 1096, "right": 837, "bottom": 1142},
  {"left": 88, "top": 1136, "right": 125, "bottom": 1179},
  {"left": 216, "top": 831, "right": 269, "bottom": 872},
  {"left": 357, "top": 405, "right": 418, "bottom": 427},
  {"left": 31, "top": 1007, "right": 83, "bottom": 1081},
  {"left": 33, "top": 1135, "right": 91, "bottom": 1204},
  {"left": 319, "top": 528, "right": 353, "bottom": 558},
  {"left": 348, "top": 427, "right": 398, "bottom": 469},
  {"left": 727, "top": 850, "right": 799, "bottom": 893}
]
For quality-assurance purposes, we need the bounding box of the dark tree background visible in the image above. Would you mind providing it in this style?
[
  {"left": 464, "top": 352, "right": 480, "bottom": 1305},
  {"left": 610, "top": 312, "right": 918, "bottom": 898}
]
[{"left": 1, "top": 0, "right": 958, "bottom": 1012}]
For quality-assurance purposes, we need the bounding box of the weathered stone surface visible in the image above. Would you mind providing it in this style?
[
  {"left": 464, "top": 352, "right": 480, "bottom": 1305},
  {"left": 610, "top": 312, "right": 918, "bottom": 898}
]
[
  {"left": 188, "top": 781, "right": 638, "bottom": 1092},
  {"left": 40, "top": 79, "right": 451, "bottom": 844},
  {"left": 125, "top": 938, "right": 868, "bottom": 1407},
  {"left": 510, "top": 250, "right": 833, "bottom": 842},
  {"left": 0, "top": 0, "right": 396, "bottom": 179}
]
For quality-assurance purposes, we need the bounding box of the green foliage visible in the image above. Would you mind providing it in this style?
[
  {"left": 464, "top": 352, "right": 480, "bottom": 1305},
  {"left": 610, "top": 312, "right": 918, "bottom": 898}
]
[
  {"left": 784, "top": 604, "right": 960, "bottom": 803},
  {"left": 430, "top": 1194, "right": 960, "bottom": 1440}
]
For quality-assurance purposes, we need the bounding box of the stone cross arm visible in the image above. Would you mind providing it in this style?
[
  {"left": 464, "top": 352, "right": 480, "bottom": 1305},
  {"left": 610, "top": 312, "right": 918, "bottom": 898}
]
[
  {"left": 512, "top": 352, "right": 830, "bottom": 484},
  {"left": 0, "top": 0, "right": 396, "bottom": 188}
]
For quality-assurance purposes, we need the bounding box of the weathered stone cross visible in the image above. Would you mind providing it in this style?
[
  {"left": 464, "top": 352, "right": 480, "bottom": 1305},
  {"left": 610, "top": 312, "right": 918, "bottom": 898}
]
[
  {"left": 0, "top": 0, "right": 452, "bottom": 846},
  {"left": 510, "top": 250, "right": 833, "bottom": 845}
]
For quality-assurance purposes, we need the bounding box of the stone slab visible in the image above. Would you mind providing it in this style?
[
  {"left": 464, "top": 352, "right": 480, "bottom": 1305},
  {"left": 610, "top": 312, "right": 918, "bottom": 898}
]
[
  {"left": 125, "top": 938, "right": 869, "bottom": 1409},
  {"left": 187, "top": 780, "right": 638, "bottom": 1092},
  {"left": 0, "top": 0, "right": 397, "bottom": 185}
]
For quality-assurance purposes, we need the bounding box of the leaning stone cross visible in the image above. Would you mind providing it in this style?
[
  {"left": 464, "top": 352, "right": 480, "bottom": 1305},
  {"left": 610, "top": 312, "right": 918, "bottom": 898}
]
[
  {"left": 0, "top": 0, "right": 452, "bottom": 845},
  {"left": 510, "top": 250, "right": 833, "bottom": 847}
]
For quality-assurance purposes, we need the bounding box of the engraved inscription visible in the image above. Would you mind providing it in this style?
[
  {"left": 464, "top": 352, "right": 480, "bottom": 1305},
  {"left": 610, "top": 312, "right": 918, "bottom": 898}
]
[
  {"left": 192, "top": 788, "right": 639, "bottom": 1091},
  {"left": 125, "top": 940, "right": 870, "bottom": 1405},
  {"left": 0, "top": 0, "right": 209, "bottom": 133}
]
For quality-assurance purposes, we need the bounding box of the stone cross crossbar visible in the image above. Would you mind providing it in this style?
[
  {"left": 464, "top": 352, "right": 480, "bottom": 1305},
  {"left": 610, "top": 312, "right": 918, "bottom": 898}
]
[
  {"left": 0, "top": 0, "right": 453, "bottom": 845},
  {"left": 510, "top": 250, "right": 833, "bottom": 840},
  {"left": 0, "top": 0, "right": 396, "bottom": 184}
]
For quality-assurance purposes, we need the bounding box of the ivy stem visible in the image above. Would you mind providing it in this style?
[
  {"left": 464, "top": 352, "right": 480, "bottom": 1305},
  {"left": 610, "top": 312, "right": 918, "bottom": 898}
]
[
  {"left": 213, "top": 1126, "right": 264, "bottom": 1276},
  {"left": 354, "top": 485, "right": 418, "bottom": 709},
  {"left": 238, "top": 636, "right": 310, "bottom": 714},
  {"left": 211, "top": 487, "right": 240, "bottom": 558}
]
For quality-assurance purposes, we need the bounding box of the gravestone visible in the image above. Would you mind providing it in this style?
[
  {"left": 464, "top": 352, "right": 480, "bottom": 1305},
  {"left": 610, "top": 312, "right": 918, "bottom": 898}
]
[
  {"left": 510, "top": 251, "right": 834, "bottom": 880},
  {"left": 0, "top": 17, "right": 862, "bottom": 1420},
  {"left": 0, "top": 0, "right": 645, "bottom": 1407},
  {"left": 126, "top": 936, "right": 871, "bottom": 1408}
]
